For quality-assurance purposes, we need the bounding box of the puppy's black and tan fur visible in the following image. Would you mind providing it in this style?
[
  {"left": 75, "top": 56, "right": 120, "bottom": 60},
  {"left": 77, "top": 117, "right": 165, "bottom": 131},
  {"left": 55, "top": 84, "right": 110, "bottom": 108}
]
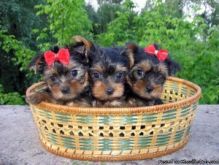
[
  {"left": 88, "top": 46, "right": 131, "bottom": 107},
  {"left": 127, "top": 60, "right": 168, "bottom": 106},
  {"left": 125, "top": 44, "right": 179, "bottom": 106},
  {"left": 26, "top": 36, "right": 92, "bottom": 106}
]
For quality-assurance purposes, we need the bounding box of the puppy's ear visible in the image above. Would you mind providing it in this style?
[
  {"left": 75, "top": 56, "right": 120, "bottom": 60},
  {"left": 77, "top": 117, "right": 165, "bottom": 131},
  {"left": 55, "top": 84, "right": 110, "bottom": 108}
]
[
  {"left": 155, "top": 63, "right": 168, "bottom": 77},
  {"left": 153, "top": 43, "right": 160, "bottom": 50},
  {"left": 123, "top": 43, "right": 138, "bottom": 68},
  {"left": 51, "top": 45, "right": 59, "bottom": 53},
  {"left": 153, "top": 44, "right": 180, "bottom": 75},
  {"left": 29, "top": 53, "right": 46, "bottom": 74},
  {"left": 71, "top": 35, "right": 94, "bottom": 58},
  {"left": 164, "top": 58, "right": 180, "bottom": 76}
]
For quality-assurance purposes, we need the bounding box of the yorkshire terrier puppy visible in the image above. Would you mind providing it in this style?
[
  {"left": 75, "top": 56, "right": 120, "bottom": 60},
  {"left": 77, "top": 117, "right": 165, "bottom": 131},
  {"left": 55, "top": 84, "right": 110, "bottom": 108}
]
[
  {"left": 26, "top": 36, "right": 92, "bottom": 107},
  {"left": 88, "top": 46, "right": 131, "bottom": 107},
  {"left": 143, "top": 43, "right": 180, "bottom": 75},
  {"left": 125, "top": 43, "right": 180, "bottom": 106}
]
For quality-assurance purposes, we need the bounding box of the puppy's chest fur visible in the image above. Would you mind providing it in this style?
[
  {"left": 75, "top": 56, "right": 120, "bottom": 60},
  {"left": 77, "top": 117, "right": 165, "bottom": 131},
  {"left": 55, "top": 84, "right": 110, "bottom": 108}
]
[
  {"left": 92, "top": 97, "right": 127, "bottom": 107},
  {"left": 37, "top": 86, "right": 92, "bottom": 107},
  {"left": 65, "top": 86, "right": 92, "bottom": 107},
  {"left": 127, "top": 97, "right": 163, "bottom": 107},
  {"left": 126, "top": 90, "right": 163, "bottom": 107}
]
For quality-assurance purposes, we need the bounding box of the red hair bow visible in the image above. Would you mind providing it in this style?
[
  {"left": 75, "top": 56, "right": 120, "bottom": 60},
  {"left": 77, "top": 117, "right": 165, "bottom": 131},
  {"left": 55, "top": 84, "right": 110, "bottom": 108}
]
[
  {"left": 144, "top": 44, "right": 168, "bottom": 61},
  {"left": 44, "top": 48, "right": 70, "bottom": 66}
]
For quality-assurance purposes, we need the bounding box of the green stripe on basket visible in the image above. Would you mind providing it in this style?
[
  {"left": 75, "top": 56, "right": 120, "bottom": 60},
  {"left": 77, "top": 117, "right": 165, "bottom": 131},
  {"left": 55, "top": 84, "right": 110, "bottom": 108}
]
[
  {"left": 189, "top": 90, "right": 195, "bottom": 96},
  {"left": 38, "top": 109, "right": 52, "bottom": 119},
  {"left": 76, "top": 115, "right": 93, "bottom": 124},
  {"left": 62, "top": 136, "right": 75, "bottom": 149},
  {"left": 80, "top": 138, "right": 93, "bottom": 150},
  {"left": 120, "top": 139, "right": 133, "bottom": 150},
  {"left": 180, "top": 106, "right": 190, "bottom": 117},
  {"left": 138, "top": 136, "right": 152, "bottom": 148},
  {"left": 142, "top": 113, "right": 157, "bottom": 122},
  {"left": 48, "top": 133, "right": 57, "bottom": 145},
  {"left": 171, "top": 82, "right": 179, "bottom": 92},
  {"left": 122, "top": 116, "right": 137, "bottom": 124},
  {"left": 55, "top": 112, "right": 71, "bottom": 122},
  {"left": 99, "top": 139, "right": 112, "bottom": 151},
  {"left": 156, "top": 134, "right": 170, "bottom": 146},
  {"left": 181, "top": 87, "right": 188, "bottom": 96},
  {"left": 191, "top": 103, "right": 197, "bottom": 111},
  {"left": 174, "top": 129, "right": 185, "bottom": 142},
  {"left": 162, "top": 110, "right": 176, "bottom": 120},
  {"left": 99, "top": 116, "right": 114, "bottom": 124}
]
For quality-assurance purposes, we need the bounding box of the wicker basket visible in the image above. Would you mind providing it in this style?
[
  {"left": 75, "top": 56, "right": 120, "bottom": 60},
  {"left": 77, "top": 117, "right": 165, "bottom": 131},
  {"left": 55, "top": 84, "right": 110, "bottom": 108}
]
[{"left": 26, "top": 77, "right": 201, "bottom": 161}]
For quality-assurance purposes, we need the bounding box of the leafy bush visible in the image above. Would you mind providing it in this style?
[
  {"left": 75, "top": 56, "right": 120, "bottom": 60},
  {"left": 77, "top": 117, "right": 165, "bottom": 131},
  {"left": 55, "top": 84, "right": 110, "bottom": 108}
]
[
  {"left": 0, "top": 29, "right": 36, "bottom": 104},
  {"left": 0, "top": 0, "right": 218, "bottom": 104},
  {"left": 96, "top": 0, "right": 137, "bottom": 45},
  {"left": 0, "top": 29, "right": 35, "bottom": 71},
  {"left": 0, "top": 84, "right": 25, "bottom": 105},
  {"left": 35, "top": 0, "right": 92, "bottom": 47},
  {"left": 95, "top": 0, "right": 219, "bottom": 104}
]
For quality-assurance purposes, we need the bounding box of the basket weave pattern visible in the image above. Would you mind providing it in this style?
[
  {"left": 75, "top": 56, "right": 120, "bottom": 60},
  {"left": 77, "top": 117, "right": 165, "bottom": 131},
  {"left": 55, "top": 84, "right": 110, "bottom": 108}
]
[{"left": 27, "top": 77, "right": 201, "bottom": 161}]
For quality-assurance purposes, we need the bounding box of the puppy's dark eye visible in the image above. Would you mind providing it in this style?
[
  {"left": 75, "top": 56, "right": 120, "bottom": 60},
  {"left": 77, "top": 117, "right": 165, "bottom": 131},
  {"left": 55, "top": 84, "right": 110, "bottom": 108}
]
[
  {"left": 92, "top": 72, "right": 101, "bottom": 79},
  {"left": 134, "top": 69, "right": 145, "bottom": 79},
  {"left": 50, "top": 76, "right": 58, "bottom": 82},
  {"left": 115, "top": 72, "right": 124, "bottom": 81},
  {"left": 71, "top": 69, "right": 78, "bottom": 77},
  {"left": 156, "top": 75, "right": 166, "bottom": 84}
]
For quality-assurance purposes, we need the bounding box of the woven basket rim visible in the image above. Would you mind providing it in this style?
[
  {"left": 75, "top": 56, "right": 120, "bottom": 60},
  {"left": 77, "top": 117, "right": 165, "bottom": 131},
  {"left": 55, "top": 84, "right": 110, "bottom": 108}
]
[{"left": 26, "top": 76, "right": 201, "bottom": 115}]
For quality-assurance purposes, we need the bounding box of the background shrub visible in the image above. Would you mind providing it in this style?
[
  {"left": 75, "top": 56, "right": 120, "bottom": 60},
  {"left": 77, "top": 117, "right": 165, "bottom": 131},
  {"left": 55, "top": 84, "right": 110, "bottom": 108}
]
[{"left": 0, "top": 0, "right": 218, "bottom": 104}]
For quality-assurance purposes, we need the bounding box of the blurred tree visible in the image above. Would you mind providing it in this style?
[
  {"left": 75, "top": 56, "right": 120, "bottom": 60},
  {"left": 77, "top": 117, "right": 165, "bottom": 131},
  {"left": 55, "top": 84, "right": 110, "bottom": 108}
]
[
  {"left": 0, "top": 0, "right": 44, "bottom": 46},
  {"left": 144, "top": 0, "right": 183, "bottom": 17},
  {"left": 35, "top": 0, "right": 92, "bottom": 46},
  {"left": 96, "top": 0, "right": 137, "bottom": 45},
  {"left": 86, "top": 0, "right": 123, "bottom": 35},
  {"left": 144, "top": 0, "right": 155, "bottom": 11},
  {"left": 96, "top": 0, "right": 219, "bottom": 103},
  {"left": 206, "top": 0, "right": 219, "bottom": 26},
  {"left": 182, "top": 0, "right": 219, "bottom": 26},
  {"left": 0, "top": 30, "right": 35, "bottom": 93},
  {"left": 96, "top": 3, "right": 122, "bottom": 33},
  {"left": 163, "top": 0, "right": 183, "bottom": 18},
  {"left": 0, "top": 0, "right": 218, "bottom": 104},
  {"left": 86, "top": 4, "right": 98, "bottom": 24},
  {"left": 97, "top": 0, "right": 122, "bottom": 5},
  {"left": 0, "top": 0, "right": 43, "bottom": 95}
]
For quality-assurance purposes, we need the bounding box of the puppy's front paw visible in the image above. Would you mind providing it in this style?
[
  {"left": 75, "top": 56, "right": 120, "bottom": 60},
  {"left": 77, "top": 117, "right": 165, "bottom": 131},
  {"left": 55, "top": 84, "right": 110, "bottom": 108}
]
[
  {"left": 154, "top": 98, "right": 163, "bottom": 105},
  {"left": 26, "top": 93, "right": 44, "bottom": 105}
]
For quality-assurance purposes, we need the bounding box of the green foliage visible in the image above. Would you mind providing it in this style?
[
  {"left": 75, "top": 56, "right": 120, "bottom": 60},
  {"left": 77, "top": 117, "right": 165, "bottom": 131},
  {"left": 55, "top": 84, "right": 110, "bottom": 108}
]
[
  {"left": 0, "top": 29, "right": 36, "bottom": 104},
  {"left": 0, "top": 29, "right": 35, "bottom": 71},
  {"left": 0, "top": 0, "right": 44, "bottom": 46},
  {"left": 93, "top": 2, "right": 123, "bottom": 34},
  {"left": 0, "top": 84, "right": 25, "bottom": 105},
  {"left": 96, "top": 1, "right": 202, "bottom": 47},
  {"left": 96, "top": 0, "right": 137, "bottom": 45},
  {"left": 176, "top": 26, "right": 219, "bottom": 104},
  {"left": 0, "top": 0, "right": 43, "bottom": 104},
  {"left": 35, "top": 0, "right": 92, "bottom": 46},
  {"left": 0, "top": 0, "right": 219, "bottom": 104},
  {"left": 0, "top": 92, "right": 25, "bottom": 105},
  {"left": 96, "top": 0, "right": 219, "bottom": 104}
]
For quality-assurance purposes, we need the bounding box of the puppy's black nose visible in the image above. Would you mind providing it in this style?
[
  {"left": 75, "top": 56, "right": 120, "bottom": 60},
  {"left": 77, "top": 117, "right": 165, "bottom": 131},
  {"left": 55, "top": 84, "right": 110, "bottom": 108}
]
[
  {"left": 145, "top": 86, "right": 153, "bottom": 93},
  {"left": 106, "top": 88, "right": 114, "bottom": 95},
  {"left": 61, "top": 86, "right": 70, "bottom": 94}
]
